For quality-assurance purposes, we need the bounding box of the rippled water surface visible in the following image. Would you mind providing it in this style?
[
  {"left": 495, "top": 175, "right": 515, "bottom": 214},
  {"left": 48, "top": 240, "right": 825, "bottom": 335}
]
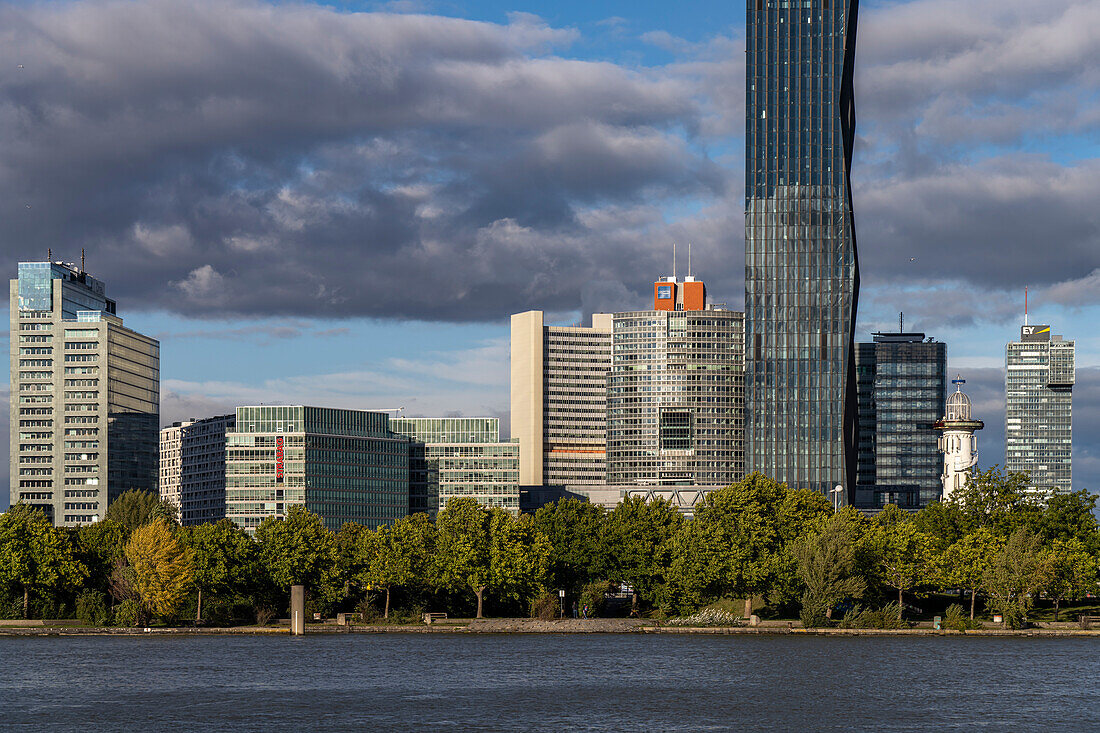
[{"left": 2, "top": 634, "right": 1097, "bottom": 731}]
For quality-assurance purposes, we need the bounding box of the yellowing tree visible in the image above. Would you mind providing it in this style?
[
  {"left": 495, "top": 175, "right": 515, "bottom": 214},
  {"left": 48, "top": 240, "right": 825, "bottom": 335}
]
[{"left": 125, "top": 519, "right": 195, "bottom": 622}]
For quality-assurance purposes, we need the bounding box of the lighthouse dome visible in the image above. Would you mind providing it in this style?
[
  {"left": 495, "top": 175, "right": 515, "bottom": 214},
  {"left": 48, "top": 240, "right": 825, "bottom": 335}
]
[{"left": 945, "top": 389, "right": 972, "bottom": 421}]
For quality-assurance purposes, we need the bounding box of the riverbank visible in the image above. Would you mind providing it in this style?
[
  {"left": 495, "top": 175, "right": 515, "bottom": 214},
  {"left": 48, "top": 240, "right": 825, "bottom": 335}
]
[{"left": 4, "top": 617, "right": 1100, "bottom": 637}]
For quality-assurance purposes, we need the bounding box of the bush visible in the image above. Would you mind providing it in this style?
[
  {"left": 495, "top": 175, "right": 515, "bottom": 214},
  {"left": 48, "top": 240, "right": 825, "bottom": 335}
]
[
  {"left": 580, "top": 581, "right": 610, "bottom": 618},
  {"left": 666, "top": 607, "right": 745, "bottom": 627},
  {"left": 530, "top": 593, "right": 560, "bottom": 620},
  {"left": 114, "top": 598, "right": 142, "bottom": 627},
  {"left": 800, "top": 592, "right": 828, "bottom": 629},
  {"left": 76, "top": 590, "right": 110, "bottom": 626},
  {"left": 356, "top": 596, "right": 381, "bottom": 624},
  {"left": 943, "top": 603, "right": 981, "bottom": 631},
  {"left": 254, "top": 606, "right": 275, "bottom": 626},
  {"left": 838, "top": 603, "right": 908, "bottom": 629}
]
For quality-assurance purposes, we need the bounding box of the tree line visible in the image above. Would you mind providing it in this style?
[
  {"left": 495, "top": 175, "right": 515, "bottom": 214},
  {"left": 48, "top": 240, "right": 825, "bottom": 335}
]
[{"left": 1, "top": 467, "right": 1097, "bottom": 628}]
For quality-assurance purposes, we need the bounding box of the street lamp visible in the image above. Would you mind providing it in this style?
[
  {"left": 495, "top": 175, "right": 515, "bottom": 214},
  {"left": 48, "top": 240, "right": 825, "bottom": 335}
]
[{"left": 831, "top": 485, "right": 844, "bottom": 513}]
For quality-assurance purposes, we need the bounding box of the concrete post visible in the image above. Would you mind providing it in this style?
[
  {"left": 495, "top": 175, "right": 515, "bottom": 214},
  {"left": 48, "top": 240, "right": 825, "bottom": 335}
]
[{"left": 291, "top": 585, "right": 305, "bottom": 636}]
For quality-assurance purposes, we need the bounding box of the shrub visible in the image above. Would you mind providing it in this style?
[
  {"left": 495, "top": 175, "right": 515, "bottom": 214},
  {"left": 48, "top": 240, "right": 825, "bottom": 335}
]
[
  {"left": 114, "top": 598, "right": 142, "bottom": 627},
  {"left": 530, "top": 593, "right": 560, "bottom": 620},
  {"left": 580, "top": 581, "right": 610, "bottom": 618},
  {"left": 76, "top": 590, "right": 110, "bottom": 626},
  {"left": 800, "top": 592, "right": 829, "bottom": 629},
  {"left": 943, "top": 603, "right": 981, "bottom": 632},
  {"left": 666, "top": 607, "right": 745, "bottom": 627},
  {"left": 838, "top": 603, "right": 908, "bottom": 629},
  {"left": 355, "top": 596, "right": 381, "bottom": 624},
  {"left": 254, "top": 606, "right": 275, "bottom": 626}
]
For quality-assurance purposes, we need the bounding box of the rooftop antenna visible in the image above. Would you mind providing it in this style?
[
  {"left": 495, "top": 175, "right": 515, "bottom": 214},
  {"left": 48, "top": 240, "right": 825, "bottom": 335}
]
[
  {"left": 1024, "top": 286, "right": 1028, "bottom": 326},
  {"left": 899, "top": 311, "right": 904, "bottom": 333},
  {"left": 47, "top": 248, "right": 52, "bottom": 261},
  {"left": 673, "top": 243, "right": 677, "bottom": 280},
  {"left": 81, "top": 248, "right": 85, "bottom": 273},
  {"left": 687, "top": 243, "right": 692, "bottom": 278}
]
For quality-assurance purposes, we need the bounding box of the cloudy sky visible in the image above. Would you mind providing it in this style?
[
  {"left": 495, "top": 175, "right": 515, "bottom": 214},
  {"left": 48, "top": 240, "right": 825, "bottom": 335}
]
[{"left": 2, "top": 0, "right": 1099, "bottom": 506}]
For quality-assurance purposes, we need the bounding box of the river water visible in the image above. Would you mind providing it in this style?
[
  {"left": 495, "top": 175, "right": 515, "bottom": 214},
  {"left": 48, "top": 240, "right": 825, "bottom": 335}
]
[{"left": 1, "top": 634, "right": 1097, "bottom": 731}]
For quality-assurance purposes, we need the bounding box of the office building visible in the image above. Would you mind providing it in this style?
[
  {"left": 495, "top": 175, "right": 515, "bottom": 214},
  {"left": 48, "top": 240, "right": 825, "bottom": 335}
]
[
  {"left": 511, "top": 311, "right": 612, "bottom": 487},
  {"left": 159, "top": 414, "right": 235, "bottom": 526},
  {"left": 10, "top": 260, "right": 159, "bottom": 526},
  {"left": 745, "top": 0, "right": 861, "bottom": 499},
  {"left": 854, "top": 330, "right": 946, "bottom": 509},
  {"left": 606, "top": 274, "right": 744, "bottom": 486},
  {"left": 225, "top": 406, "right": 409, "bottom": 533},
  {"left": 1005, "top": 324, "right": 1074, "bottom": 496},
  {"left": 390, "top": 417, "right": 520, "bottom": 514},
  {"left": 935, "top": 378, "right": 984, "bottom": 501}
]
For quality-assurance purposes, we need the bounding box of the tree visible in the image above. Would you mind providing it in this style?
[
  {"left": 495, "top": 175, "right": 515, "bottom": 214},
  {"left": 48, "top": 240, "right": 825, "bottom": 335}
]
[
  {"left": 182, "top": 520, "right": 259, "bottom": 622},
  {"left": 982, "top": 527, "right": 1048, "bottom": 628},
  {"left": 877, "top": 519, "right": 934, "bottom": 620},
  {"left": 914, "top": 500, "right": 972, "bottom": 553},
  {"left": 125, "top": 519, "right": 194, "bottom": 621},
  {"left": 599, "top": 495, "right": 683, "bottom": 615},
  {"left": 75, "top": 519, "right": 126, "bottom": 593},
  {"left": 1039, "top": 490, "right": 1099, "bottom": 546},
  {"left": 1040, "top": 537, "right": 1098, "bottom": 621},
  {"left": 0, "top": 504, "right": 86, "bottom": 617},
  {"left": 489, "top": 510, "right": 551, "bottom": 609},
  {"left": 357, "top": 513, "right": 437, "bottom": 618},
  {"left": 106, "top": 490, "right": 177, "bottom": 535},
  {"left": 533, "top": 498, "right": 606, "bottom": 594},
  {"left": 948, "top": 466, "right": 1039, "bottom": 536},
  {"left": 255, "top": 506, "right": 339, "bottom": 609},
  {"left": 794, "top": 508, "right": 868, "bottom": 626},
  {"left": 435, "top": 498, "right": 492, "bottom": 617},
  {"left": 940, "top": 527, "right": 1002, "bottom": 619}
]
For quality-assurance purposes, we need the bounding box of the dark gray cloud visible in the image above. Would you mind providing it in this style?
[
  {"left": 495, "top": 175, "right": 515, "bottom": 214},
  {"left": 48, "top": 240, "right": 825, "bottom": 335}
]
[{"left": 1, "top": 0, "right": 729, "bottom": 320}]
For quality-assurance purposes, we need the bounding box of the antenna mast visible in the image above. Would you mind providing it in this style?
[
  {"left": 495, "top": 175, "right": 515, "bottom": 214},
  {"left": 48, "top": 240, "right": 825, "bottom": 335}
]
[
  {"left": 81, "top": 248, "right": 85, "bottom": 273},
  {"left": 899, "top": 311, "right": 904, "bottom": 333},
  {"left": 673, "top": 243, "right": 677, "bottom": 280},
  {"left": 687, "top": 243, "right": 692, "bottom": 278},
  {"left": 1024, "top": 286, "right": 1028, "bottom": 326}
]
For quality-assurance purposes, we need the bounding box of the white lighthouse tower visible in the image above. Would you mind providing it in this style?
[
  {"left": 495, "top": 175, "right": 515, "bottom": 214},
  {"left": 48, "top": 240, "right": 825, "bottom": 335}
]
[{"left": 935, "top": 376, "right": 985, "bottom": 501}]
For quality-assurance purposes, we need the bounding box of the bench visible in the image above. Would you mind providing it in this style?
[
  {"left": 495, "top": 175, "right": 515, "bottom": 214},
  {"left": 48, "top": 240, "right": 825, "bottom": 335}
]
[
  {"left": 423, "top": 612, "right": 448, "bottom": 625},
  {"left": 335, "top": 612, "right": 361, "bottom": 626},
  {"left": 1079, "top": 615, "right": 1100, "bottom": 627}
]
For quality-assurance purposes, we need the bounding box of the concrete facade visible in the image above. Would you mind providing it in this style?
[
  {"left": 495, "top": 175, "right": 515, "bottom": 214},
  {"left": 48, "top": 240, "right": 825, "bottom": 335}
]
[
  {"left": 10, "top": 261, "right": 159, "bottom": 526},
  {"left": 510, "top": 311, "right": 612, "bottom": 487}
]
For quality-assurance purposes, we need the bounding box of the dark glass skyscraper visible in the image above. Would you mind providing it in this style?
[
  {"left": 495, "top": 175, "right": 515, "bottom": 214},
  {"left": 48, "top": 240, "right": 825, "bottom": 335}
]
[{"left": 745, "top": 1, "right": 860, "bottom": 498}]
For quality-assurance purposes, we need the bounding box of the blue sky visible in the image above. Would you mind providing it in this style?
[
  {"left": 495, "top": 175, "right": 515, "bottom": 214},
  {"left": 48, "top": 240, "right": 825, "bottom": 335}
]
[{"left": 2, "top": 0, "right": 1099, "bottom": 506}]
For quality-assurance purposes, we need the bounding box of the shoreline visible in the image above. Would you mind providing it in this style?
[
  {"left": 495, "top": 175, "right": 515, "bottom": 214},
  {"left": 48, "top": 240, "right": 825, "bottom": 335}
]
[{"left": 3, "top": 619, "right": 1100, "bottom": 638}]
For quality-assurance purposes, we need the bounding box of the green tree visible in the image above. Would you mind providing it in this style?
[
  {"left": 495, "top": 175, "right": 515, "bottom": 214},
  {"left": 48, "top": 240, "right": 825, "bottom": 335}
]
[
  {"left": 75, "top": 519, "right": 126, "bottom": 593},
  {"left": 106, "top": 490, "right": 178, "bottom": 535},
  {"left": 435, "top": 498, "right": 492, "bottom": 617},
  {"left": 489, "top": 510, "right": 551, "bottom": 609},
  {"left": 1039, "top": 490, "right": 1099, "bottom": 546},
  {"left": 599, "top": 495, "right": 683, "bottom": 615},
  {"left": 255, "top": 506, "right": 339, "bottom": 610},
  {"left": 125, "top": 519, "right": 194, "bottom": 621},
  {"left": 1040, "top": 537, "right": 1098, "bottom": 621},
  {"left": 940, "top": 527, "right": 1002, "bottom": 619},
  {"left": 182, "top": 519, "right": 259, "bottom": 622},
  {"left": 794, "top": 508, "right": 868, "bottom": 626},
  {"left": 914, "top": 500, "right": 973, "bottom": 553},
  {"left": 948, "top": 466, "right": 1039, "bottom": 536},
  {"left": 533, "top": 498, "right": 606, "bottom": 595},
  {"left": 982, "top": 527, "right": 1048, "bottom": 628},
  {"left": 877, "top": 519, "right": 934, "bottom": 620},
  {"left": 358, "top": 513, "right": 437, "bottom": 618},
  {"left": 0, "top": 504, "right": 86, "bottom": 617}
]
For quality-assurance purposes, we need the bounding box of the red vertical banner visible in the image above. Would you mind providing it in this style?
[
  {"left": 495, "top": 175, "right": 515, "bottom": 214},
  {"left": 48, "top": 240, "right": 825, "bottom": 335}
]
[{"left": 275, "top": 435, "right": 284, "bottom": 483}]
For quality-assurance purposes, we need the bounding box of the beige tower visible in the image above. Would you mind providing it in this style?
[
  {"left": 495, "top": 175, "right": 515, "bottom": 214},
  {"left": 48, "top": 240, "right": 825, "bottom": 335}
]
[
  {"left": 510, "top": 311, "right": 612, "bottom": 486},
  {"left": 935, "top": 378, "right": 984, "bottom": 501}
]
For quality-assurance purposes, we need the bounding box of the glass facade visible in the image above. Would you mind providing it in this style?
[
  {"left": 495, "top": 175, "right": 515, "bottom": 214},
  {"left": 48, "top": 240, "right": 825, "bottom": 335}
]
[
  {"left": 10, "top": 261, "right": 157, "bottom": 526},
  {"left": 854, "top": 333, "right": 946, "bottom": 509},
  {"left": 389, "top": 417, "right": 519, "bottom": 514},
  {"left": 607, "top": 310, "right": 744, "bottom": 486},
  {"left": 1005, "top": 327, "right": 1074, "bottom": 497},
  {"left": 745, "top": 0, "right": 860, "bottom": 497},
  {"left": 159, "top": 414, "right": 235, "bottom": 526},
  {"left": 225, "top": 406, "right": 410, "bottom": 533}
]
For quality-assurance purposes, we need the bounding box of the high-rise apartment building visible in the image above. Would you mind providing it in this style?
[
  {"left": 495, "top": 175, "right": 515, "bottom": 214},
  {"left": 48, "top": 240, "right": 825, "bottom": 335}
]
[
  {"left": 159, "top": 414, "right": 235, "bottom": 526},
  {"left": 606, "top": 275, "right": 745, "bottom": 486},
  {"left": 1005, "top": 324, "right": 1074, "bottom": 495},
  {"left": 745, "top": 1, "right": 860, "bottom": 499},
  {"left": 10, "top": 260, "right": 159, "bottom": 526},
  {"left": 390, "top": 417, "right": 520, "bottom": 514},
  {"left": 225, "top": 406, "right": 409, "bottom": 533},
  {"left": 854, "top": 331, "right": 946, "bottom": 509},
  {"left": 511, "top": 311, "right": 612, "bottom": 487}
]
